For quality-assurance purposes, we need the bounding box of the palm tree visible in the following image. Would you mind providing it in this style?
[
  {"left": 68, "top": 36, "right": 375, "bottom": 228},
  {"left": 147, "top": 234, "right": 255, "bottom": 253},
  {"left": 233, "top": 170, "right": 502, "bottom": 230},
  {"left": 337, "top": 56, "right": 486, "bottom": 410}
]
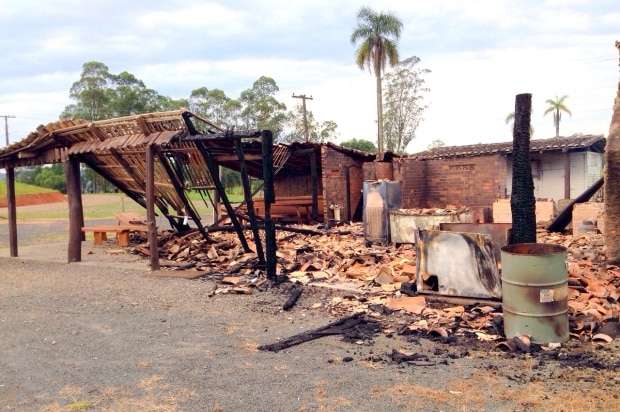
[
  {"left": 544, "top": 95, "right": 571, "bottom": 137},
  {"left": 351, "top": 7, "right": 402, "bottom": 153}
]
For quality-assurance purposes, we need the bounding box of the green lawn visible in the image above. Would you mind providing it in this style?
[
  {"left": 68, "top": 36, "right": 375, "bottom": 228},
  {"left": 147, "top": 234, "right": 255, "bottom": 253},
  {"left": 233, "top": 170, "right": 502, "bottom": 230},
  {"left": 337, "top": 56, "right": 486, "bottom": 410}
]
[{"left": 0, "top": 181, "right": 56, "bottom": 197}]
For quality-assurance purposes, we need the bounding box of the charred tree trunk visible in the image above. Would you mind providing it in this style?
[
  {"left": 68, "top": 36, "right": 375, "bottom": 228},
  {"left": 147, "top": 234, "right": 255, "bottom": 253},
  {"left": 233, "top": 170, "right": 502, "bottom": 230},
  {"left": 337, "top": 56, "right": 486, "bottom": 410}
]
[
  {"left": 605, "top": 81, "right": 620, "bottom": 263},
  {"left": 510, "top": 93, "right": 537, "bottom": 244}
]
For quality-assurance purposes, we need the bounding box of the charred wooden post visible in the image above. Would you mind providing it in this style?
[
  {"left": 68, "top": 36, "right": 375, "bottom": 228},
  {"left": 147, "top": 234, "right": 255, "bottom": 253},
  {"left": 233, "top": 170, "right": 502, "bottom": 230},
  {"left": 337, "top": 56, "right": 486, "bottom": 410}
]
[
  {"left": 194, "top": 140, "right": 251, "bottom": 252},
  {"left": 310, "top": 149, "right": 319, "bottom": 221},
  {"left": 154, "top": 146, "right": 209, "bottom": 240},
  {"left": 234, "top": 138, "right": 266, "bottom": 267},
  {"left": 261, "top": 130, "right": 278, "bottom": 280},
  {"left": 145, "top": 144, "right": 160, "bottom": 271},
  {"left": 72, "top": 163, "right": 85, "bottom": 241},
  {"left": 64, "top": 156, "right": 82, "bottom": 262},
  {"left": 510, "top": 93, "right": 537, "bottom": 244},
  {"left": 212, "top": 166, "right": 221, "bottom": 225},
  {"left": 6, "top": 166, "right": 17, "bottom": 257}
]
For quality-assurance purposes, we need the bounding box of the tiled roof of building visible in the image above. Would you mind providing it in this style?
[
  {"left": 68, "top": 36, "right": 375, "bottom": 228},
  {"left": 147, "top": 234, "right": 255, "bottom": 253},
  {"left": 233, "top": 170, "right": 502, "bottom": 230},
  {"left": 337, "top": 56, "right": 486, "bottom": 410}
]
[{"left": 411, "top": 134, "right": 605, "bottom": 160}]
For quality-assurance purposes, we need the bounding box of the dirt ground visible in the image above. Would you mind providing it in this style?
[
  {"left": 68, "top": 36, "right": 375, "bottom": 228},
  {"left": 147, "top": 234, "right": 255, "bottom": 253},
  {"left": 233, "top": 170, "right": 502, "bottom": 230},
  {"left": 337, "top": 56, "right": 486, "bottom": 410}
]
[{"left": 1, "top": 228, "right": 619, "bottom": 411}]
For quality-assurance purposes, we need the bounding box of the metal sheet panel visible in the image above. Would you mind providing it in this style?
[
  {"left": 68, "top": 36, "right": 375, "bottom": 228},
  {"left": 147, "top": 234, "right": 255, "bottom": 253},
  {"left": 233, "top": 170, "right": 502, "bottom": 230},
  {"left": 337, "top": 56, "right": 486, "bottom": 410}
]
[
  {"left": 390, "top": 210, "right": 474, "bottom": 244},
  {"left": 416, "top": 229, "right": 502, "bottom": 299},
  {"left": 439, "top": 222, "right": 511, "bottom": 260}
]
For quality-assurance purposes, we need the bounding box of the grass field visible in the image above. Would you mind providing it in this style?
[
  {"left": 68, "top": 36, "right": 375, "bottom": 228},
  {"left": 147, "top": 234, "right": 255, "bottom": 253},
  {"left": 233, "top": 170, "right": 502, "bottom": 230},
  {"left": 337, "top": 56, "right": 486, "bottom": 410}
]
[{"left": 0, "top": 181, "right": 56, "bottom": 197}]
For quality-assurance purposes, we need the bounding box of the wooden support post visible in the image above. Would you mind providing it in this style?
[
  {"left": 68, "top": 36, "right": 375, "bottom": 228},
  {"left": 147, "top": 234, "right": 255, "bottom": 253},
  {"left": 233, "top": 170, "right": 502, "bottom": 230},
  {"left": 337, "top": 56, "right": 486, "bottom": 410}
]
[
  {"left": 261, "top": 130, "right": 277, "bottom": 280},
  {"left": 146, "top": 145, "right": 160, "bottom": 271},
  {"left": 72, "top": 163, "right": 85, "bottom": 241},
  {"left": 212, "top": 166, "right": 220, "bottom": 226},
  {"left": 195, "top": 140, "right": 251, "bottom": 252},
  {"left": 344, "top": 166, "right": 351, "bottom": 222},
  {"left": 310, "top": 149, "right": 319, "bottom": 221},
  {"left": 234, "top": 138, "right": 265, "bottom": 267},
  {"left": 6, "top": 166, "right": 17, "bottom": 257},
  {"left": 64, "top": 156, "right": 82, "bottom": 262},
  {"left": 154, "top": 147, "right": 209, "bottom": 241},
  {"left": 510, "top": 93, "right": 537, "bottom": 244},
  {"left": 564, "top": 152, "right": 571, "bottom": 199}
]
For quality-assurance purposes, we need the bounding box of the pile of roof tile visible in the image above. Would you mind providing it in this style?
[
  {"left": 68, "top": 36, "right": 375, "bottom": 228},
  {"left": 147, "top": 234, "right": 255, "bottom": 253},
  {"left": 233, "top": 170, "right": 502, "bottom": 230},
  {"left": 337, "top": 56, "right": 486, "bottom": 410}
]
[
  {"left": 131, "top": 223, "right": 619, "bottom": 345},
  {"left": 538, "top": 230, "right": 620, "bottom": 342}
]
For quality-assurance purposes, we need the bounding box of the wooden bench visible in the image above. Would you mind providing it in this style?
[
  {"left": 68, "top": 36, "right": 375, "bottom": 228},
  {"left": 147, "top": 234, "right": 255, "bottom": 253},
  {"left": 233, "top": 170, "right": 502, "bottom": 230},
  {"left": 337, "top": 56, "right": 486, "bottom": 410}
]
[{"left": 82, "top": 224, "right": 148, "bottom": 247}]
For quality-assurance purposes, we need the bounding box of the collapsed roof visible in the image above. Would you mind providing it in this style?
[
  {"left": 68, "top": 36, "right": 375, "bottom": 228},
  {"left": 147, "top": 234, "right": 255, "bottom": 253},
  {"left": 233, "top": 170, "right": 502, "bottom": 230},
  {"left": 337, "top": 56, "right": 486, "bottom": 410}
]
[{"left": 0, "top": 110, "right": 375, "bottom": 228}]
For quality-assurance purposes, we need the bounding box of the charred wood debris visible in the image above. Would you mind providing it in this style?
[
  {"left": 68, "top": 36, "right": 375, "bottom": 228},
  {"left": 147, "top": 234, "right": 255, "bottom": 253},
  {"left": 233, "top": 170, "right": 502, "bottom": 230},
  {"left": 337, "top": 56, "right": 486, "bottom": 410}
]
[{"left": 129, "top": 219, "right": 620, "bottom": 354}]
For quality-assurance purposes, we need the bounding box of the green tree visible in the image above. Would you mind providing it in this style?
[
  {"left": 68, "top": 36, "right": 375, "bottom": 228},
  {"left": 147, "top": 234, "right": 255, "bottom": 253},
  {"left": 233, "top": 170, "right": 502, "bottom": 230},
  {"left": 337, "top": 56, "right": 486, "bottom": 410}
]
[
  {"left": 189, "top": 87, "right": 240, "bottom": 127},
  {"left": 383, "top": 56, "right": 429, "bottom": 154},
  {"left": 341, "top": 138, "right": 376, "bottom": 153},
  {"left": 239, "top": 76, "right": 289, "bottom": 138},
  {"left": 544, "top": 95, "right": 571, "bottom": 138},
  {"left": 62, "top": 61, "right": 187, "bottom": 121},
  {"left": 351, "top": 7, "right": 402, "bottom": 153},
  {"left": 62, "top": 61, "right": 115, "bottom": 120},
  {"left": 33, "top": 164, "right": 66, "bottom": 193}
]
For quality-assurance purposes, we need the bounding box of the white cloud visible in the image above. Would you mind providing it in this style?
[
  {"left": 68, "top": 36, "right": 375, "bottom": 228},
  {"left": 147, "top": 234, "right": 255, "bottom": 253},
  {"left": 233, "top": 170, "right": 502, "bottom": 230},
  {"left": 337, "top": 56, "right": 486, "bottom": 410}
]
[{"left": 136, "top": 2, "right": 247, "bottom": 35}]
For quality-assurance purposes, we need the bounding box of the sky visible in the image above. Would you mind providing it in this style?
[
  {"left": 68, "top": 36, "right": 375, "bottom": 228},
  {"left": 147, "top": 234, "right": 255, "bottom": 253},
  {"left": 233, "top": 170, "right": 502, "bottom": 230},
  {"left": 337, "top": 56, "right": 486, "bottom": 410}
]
[{"left": 0, "top": 0, "right": 618, "bottom": 153}]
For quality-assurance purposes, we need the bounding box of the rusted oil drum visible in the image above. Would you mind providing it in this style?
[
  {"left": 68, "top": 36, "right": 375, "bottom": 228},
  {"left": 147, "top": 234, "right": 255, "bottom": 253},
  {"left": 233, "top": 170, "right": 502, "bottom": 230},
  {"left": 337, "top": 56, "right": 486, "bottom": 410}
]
[{"left": 500, "top": 243, "right": 569, "bottom": 343}]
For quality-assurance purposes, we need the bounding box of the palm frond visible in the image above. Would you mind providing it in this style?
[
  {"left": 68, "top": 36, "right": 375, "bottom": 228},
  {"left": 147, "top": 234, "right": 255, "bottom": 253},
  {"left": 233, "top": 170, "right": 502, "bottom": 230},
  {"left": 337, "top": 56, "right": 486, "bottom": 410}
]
[
  {"left": 384, "top": 40, "right": 399, "bottom": 66},
  {"left": 350, "top": 25, "right": 372, "bottom": 44},
  {"left": 355, "top": 40, "right": 372, "bottom": 71},
  {"left": 378, "top": 12, "right": 403, "bottom": 38},
  {"left": 505, "top": 112, "right": 514, "bottom": 124},
  {"left": 543, "top": 106, "right": 555, "bottom": 116},
  {"left": 558, "top": 104, "right": 572, "bottom": 116}
]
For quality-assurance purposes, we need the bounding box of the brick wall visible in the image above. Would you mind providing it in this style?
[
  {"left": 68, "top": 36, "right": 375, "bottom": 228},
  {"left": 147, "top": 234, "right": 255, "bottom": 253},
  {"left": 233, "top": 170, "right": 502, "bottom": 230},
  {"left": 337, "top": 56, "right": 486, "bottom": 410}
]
[
  {"left": 397, "top": 158, "right": 427, "bottom": 208},
  {"left": 423, "top": 154, "right": 508, "bottom": 208},
  {"left": 321, "top": 146, "right": 365, "bottom": 221}
]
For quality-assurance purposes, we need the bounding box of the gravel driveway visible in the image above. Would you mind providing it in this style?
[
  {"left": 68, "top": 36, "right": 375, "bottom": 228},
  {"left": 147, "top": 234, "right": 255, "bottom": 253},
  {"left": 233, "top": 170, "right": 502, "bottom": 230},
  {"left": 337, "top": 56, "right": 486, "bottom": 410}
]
[{"left": 0, "top": 233, "right": 618, "bottom": 411}]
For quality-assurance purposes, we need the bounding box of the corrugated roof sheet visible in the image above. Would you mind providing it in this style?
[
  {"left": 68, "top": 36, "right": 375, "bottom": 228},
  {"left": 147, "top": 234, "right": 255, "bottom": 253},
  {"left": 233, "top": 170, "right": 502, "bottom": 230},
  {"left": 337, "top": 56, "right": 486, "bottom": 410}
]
[{"left": 410, "top": 134, "right": 605, "bottom": 160}]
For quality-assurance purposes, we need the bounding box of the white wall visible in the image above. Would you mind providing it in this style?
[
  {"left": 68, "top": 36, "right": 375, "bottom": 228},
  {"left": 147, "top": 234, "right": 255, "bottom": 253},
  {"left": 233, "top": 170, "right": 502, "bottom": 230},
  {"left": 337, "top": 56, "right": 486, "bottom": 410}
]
[{"left": 505, "top": 150, "right": 602, "bottom": 202}]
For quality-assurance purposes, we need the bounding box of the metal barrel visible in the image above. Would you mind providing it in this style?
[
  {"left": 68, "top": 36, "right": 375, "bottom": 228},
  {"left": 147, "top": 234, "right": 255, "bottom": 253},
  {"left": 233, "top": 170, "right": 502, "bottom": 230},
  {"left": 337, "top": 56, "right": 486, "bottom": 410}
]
[{"left": 500, "top": 243, "right": 569, "bottom": 343}]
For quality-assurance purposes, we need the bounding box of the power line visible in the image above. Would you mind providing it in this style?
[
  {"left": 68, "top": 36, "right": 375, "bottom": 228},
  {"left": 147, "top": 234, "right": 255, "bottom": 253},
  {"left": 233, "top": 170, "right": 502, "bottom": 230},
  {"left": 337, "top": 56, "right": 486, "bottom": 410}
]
[
  {"left": 0, "top": 115, "right": 16, "bottom": 147},
  {"left": 292, "top": 93, "right": 313, "bottom": 143}
]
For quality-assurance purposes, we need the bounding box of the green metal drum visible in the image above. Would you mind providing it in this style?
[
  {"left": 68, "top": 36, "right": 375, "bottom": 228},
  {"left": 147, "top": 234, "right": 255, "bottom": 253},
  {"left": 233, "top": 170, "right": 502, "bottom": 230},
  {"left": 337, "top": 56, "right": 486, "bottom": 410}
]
[{"left": 500, "top": 243, "right": 569, "bottom": 343}]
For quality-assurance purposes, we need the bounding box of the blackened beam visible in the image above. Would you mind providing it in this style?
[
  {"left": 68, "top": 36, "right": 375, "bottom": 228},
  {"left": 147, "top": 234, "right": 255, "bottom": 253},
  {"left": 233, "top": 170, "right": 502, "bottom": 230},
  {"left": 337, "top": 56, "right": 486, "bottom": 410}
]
[
  {"left": 261, "top": 130, "right": 277, "bottom": 281},
  {"left": 194, "top": 140, "right": 251, "bottom": 252},
  {"left": 154, "top": 146, "right": 210, "bottom": 241},
  {"left": 234, "top": 137, "right": 265, "bottom": 267}
]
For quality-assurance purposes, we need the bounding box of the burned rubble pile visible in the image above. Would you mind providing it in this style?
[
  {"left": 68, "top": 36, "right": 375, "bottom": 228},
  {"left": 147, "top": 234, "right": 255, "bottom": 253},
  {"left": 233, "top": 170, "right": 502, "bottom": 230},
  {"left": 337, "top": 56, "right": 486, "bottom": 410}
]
[{"left": 131, "top": 222, "right": 620, "bottom": 348}]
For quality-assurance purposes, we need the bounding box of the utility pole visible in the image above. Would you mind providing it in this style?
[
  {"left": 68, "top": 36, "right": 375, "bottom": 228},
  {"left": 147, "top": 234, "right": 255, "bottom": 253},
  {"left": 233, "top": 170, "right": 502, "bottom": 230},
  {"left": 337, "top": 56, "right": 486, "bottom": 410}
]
[
  {"left": 1, "top": 115, "right": 16, "bottom": 147},
  {"left": 292, "top": 94, "right": 313, "bottom": 143}
]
